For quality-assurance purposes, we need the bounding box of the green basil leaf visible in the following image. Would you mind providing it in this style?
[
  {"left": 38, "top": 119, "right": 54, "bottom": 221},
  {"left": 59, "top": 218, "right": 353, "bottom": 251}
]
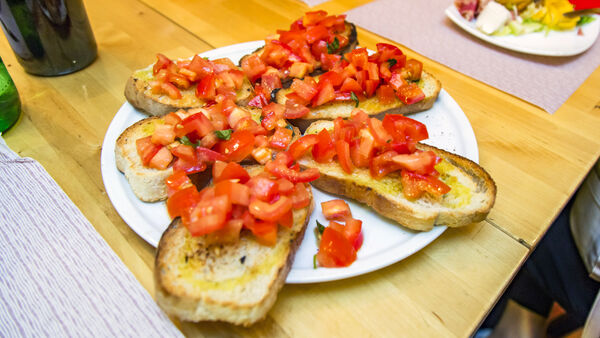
[
  {"left": 313, "top": 254, "right": 318, "bottom": 269},
  {"left": 214, "top": 129, "right": 233, "bottom": 140},
  {"left": 316, "top": 220, "right": 326, "bottom": 234},
  {"left": 179, "top": 136, "right": 195, "bottom": 146},
  {"left": 351, "top": 92, "right": 359, "bottom": 108},
  {"left": 327, "top": 37, "right": 340, "bottom": 54},
  {"left": 387, "top": 58, "right": 397, "bottom": 68},
  {"left": 285, "top": 124, "right": 295, "bottom": 137}
]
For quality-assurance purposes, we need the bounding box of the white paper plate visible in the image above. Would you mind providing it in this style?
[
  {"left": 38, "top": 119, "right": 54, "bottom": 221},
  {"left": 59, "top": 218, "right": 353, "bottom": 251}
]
[
  {"left": 445, "top": 5, "right": 600, "bottom": 56},
  {"left": 101, "top": 41, "right": 479, "bottom": 283}
]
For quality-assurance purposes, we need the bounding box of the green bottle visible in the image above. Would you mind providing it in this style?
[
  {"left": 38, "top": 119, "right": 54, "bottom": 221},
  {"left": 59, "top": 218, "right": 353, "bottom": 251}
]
[{"left": 0, "top": 58, "right": 21, "bottom": 133}]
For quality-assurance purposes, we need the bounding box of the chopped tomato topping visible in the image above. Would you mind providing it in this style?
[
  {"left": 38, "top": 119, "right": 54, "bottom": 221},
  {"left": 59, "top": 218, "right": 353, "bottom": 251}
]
[{"left": 321, "top": 199, "right": 351, "bottom": 220}]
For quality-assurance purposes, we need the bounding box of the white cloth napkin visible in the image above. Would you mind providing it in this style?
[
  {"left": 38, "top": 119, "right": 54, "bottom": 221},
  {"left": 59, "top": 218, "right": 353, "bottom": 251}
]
[
  {"left": 0, "top": 136, "right": 182, "bottom": 337},
  {"left": 345, "top": 0, "right": 600, "bottom": 114}
]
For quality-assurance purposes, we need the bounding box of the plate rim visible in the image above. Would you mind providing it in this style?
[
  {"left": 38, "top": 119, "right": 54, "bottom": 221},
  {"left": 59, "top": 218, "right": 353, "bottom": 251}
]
[
  {"left": 101, "top": 40, "right": 478, "bottom": 283},
  {"left": 445, "top": 5, "right": 600, "bottom": 57}
]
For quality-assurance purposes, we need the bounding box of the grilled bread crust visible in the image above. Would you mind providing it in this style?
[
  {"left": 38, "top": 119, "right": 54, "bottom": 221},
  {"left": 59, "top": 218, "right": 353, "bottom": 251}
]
[
  {"left": 280, "top": 71, "right": 441, "bottom": 132},
  {"left": 155, "top": 166, "right": 314, "bottom": 326},
  {"left": 299, "top": 121, "right": 496, "bottom": 231}
]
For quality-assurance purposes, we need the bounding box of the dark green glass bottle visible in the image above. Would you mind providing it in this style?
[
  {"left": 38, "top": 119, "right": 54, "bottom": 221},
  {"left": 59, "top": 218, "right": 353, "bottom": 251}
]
[
  {"left": 0, "top": 57, "right": 21, "bottom": 133},
  {"left": 0, "top": 0, "right": 97, "bottom": 76}
]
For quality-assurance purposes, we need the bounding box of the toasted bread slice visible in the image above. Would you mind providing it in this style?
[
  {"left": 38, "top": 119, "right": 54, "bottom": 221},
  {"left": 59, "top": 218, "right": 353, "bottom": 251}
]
[
  {"left": 124, "top": 62, "right": 254, "bottom": 117},
  {"left": 115, "top": 108, "right": 300, "bottom": 202},
  {"left": 279, "top": 71, "right": 441, "bottom": 131},
  {"left": 155, "top": 166, "right": 314, "bottom": 326},
  {"left": 299, "top": 121, "right": 496, "bottom": 231},
  {"left": 115, "top": 116, "right": 172, "bottom": 202}
]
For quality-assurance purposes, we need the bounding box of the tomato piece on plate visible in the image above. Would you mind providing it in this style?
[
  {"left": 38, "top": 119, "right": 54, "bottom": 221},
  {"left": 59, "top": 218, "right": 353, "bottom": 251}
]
[
  {"left": 382, "top": 114, "right": 428, "bottom": 143},
  {"left": 172, "top": 157, "right": 207, "bottom": 175},
  {"left": 209, "top": 219, "right": 243, "bottom": 244},
  {"left": 153, "top": 53, "right": 172, "bottom": 75},
  {"left": 177, "top": 112, "right": 215, "bottom": 139},
  {"left": 265, "top": 153, "right": 320, "bottom": 183},
  {"left": 196, "top": 74, "right": 217, "bottom": 100},
  {"left": 369, "top": 150, "right": 402, "bottom": 179},
  {"left": 367, "top": 117, "right": 393, "bottom": 147},
  {"left": 392, "top": 151, "right": 440, "bottom": 175},
  {"left": 316, "top": 227, "right": 356, "bottom": 267},
  {"left": 151, "top": 124, "right": 176, "bottom": 145},
  {"left": 376, "top": 84, "right": 396, "bottom": 105},
  {"left": 170, "top": 144, "right": 196, "bottom": 163},
  {"left": 321, "top": 199, "right": 352, "bottom": 220},
  {"left": 276, "top": 178, "right": 294, "bottom": 195},
  {"left": 404, "top": 59, "right": 423, "bottom": 81}
]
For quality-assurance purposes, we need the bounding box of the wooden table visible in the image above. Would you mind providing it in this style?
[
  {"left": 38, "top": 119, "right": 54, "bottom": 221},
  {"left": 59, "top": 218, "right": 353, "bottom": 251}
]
[{"left": 1, "top": 0, "right": 598, "bottom": 336}]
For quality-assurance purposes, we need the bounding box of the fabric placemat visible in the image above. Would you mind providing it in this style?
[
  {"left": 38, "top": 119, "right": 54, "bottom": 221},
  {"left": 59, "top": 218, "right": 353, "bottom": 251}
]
[
  {"left": 0, "top": 137, "right": 182, "bottom": 337},
  {"left": 345, "top": 0, "right": 600, "bottom": 113}
]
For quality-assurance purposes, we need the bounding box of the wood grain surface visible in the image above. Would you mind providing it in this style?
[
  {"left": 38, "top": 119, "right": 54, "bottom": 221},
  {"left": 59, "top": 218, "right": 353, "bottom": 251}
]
[{"left": 0, "top": 0, "right": 598, "bottom": 336}]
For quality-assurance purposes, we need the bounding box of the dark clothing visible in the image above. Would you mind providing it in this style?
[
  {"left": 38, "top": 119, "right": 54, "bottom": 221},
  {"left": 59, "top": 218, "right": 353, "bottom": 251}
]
[{"left": 482, "top": 199, "right": 600, "bottom": 334}]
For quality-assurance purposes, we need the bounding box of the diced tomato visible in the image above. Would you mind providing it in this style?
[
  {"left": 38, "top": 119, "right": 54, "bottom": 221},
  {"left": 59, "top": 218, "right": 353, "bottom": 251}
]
[
  {"left": 217, "top": 130, "right": 255, "bottom": 162},
  {"left": 346, "top": 48, "right": 369, "bottom": 69},
  {"left": 316, "top": 227, "right": 356, "bottom": 267},
  {"left": 248, "top": 93, "right": 269, "bottom": 108},
  {"left": 288, "top": 134, "right": 319, "bottom": 160},
  {"left": 284, "top": 98, "right": 310, "bottom": 119},
  {"left": 214, "top": 180, "right": 250, "bottom": 206},
  {"left": 209, "top": 219, "right": 243, "bottom": 244},
  {"left": 269, "top": 127, "right": 293, "bottom": 150},
  {"left": 400, "top": 170, "right": 450, "bottom": 199},
  {"left": 319, "top": 71, "right": 344, "bottom": 87},
  {"left": 389, "top": 71, "right": 407, "bottom": 91},
  {"left": 212, "top": 161, "right": 250, "bottom": 184},
  {"left": 303, "top": 10, "right": 327, "bottom": 26},
  {"left": 382, "top": 114, "right": 429, "bottom": 143},
  {"left": 369, "top": 150, "right": 402, "bottom": 179},
  {"left": 260, "top": 68, "right": 282, "bottom": 96},
  {"left": 227, "top": 107, "right": 251, "bottom": 130},
  {"left": 136, "top": 136, "right": 162, "bottom": 166},
  {"left": 366, "top": 62, "right": 379, "bottom": 81},
  {"left": 187, "top": 194, "right": 231, "bottom": 236},
  {"left": 291, "top": 182, "right": 311, "bottom": 209},
  {"left": 165, "top": 171, "right": 192, "bottom": 197},
  {"left": 172, "top": 157, "right": 207, "bottom": 174},
  {"left": 249, "top": 196, "right": 292, "bottom": 222},
  {"left": 291, "top": 78, "right": 319, "bottom": 102},
  {"left": 277, "top": 209, "right": 294, "bottom": 228},
  {"left": 321, "top": 199, "right": 351, "bottom": 220},
  {"left": 363, "top": 79, "right": 379, "bottom": 97},
  {"left": 166, "top": 186, "right": 199, "bottom": 222},
  {"left": 351, "top": 128, "right": 375, "bottom": 168},
  {"left": 246, "top": 220, "right": 278, "bottom": 246},
  {"left": 176, "top": 112, "right": 215, "bottom": 138},
  {"left": 160, "top": 82, "right": 182, "bottom": 99},
  {"left": 247, "top": 176, "right": 278, "bottom": 201},
  {"left": 339, "top": 77, "right": 363, "bottom": 95},
  {"left": 196, "top": 147, "right": 227, "bottom": 163},
  {"left": 404, "top": 59, "right": 423, "bottom": 81},
  {"left": 312, "top": 129, "right": 336, "bottom": 163},
  {"left": 261, "top": 103, "right": 286, "bottom": 131},
  {"left": 163, "top": 112, "right": 182, "bottom": 126},
  {"left": 344, "top": 218, "right": 363, "bottom": 250},
  {"left": 265, "top": 152, "right": 320, "bottom": 183},
  {"left": 170, "top": 144, "right": 196, "bottom": 162},
  {"left": 153, "top": 53, "right": 172, "bottom": 75},
  {"left": 241, "top": 54, "right": 267, "bottom": 82},
  {"left": 196, "top": 74, "right": 217, "bottom": 100},
  {"left": 376, "top": 85, "right": 396, "bottom": 105},
  {"left": 320, "top": 54, "right": 342, "bottom": 71},
  {"left": 367, "top": 118, "right": 393, "bottom": 147},
  {"left": 312, "top": 81, "right": 335, "bottom": 106},
  {"left": 335, "top": 140, "right": 354, "bottom": 174},
  {"left": 276, "top": 178, "right": 294, "bottom": 195},
  {"left": 187, "top": 55, "right": 214, "bottom": 80},
  {"left": 392, "top": 151, "right": 440, "bottom": 175},
  {"left": 288, "top": 62, "right": 313, "bottom": 78},
  {"left": 396, "top": 83, "right": 425, "bottom": 105}
]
